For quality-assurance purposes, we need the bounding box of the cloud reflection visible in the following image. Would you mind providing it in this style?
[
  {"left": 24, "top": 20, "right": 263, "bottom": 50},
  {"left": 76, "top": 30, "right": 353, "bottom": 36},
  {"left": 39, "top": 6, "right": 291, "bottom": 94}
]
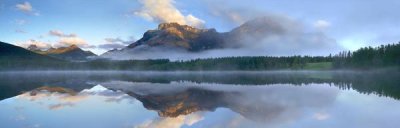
[
  {"left": 16, "top": 85, "right": 130, "bottom": 110},
  {"left": 136, "top": 112, "right": 204, "bottom": 128}
]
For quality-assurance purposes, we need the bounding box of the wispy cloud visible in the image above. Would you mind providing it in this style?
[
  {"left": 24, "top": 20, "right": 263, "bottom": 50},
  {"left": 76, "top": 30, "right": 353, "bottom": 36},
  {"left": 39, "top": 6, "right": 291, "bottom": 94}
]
[
  {"left": 104, "top": 38, "right": 124, "bottom": 43},
  {"left": 15, "top": 29, "right": 27, "bottom": 34},
  {"left": 15, "top": 2, "right": 39, "bottom": 16},
  {"left": 49, "top": 30, "right": 77, "bottom": 37},
  {"left": 15, "top": 19, "right": 28, "bottom": 25}
]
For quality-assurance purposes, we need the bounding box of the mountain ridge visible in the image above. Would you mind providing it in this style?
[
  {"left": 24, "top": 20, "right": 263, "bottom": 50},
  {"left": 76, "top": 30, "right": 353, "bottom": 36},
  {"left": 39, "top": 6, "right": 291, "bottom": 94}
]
[{"left": 27, "top": 44, "right": 96, "bottom": 61}]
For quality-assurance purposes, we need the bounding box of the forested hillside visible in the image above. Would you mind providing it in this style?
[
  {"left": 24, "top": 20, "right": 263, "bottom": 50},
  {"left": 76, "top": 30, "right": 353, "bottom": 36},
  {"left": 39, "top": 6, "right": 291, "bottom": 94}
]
[{"left": 333, "top": 42, "right": 400, "bottom": 69}]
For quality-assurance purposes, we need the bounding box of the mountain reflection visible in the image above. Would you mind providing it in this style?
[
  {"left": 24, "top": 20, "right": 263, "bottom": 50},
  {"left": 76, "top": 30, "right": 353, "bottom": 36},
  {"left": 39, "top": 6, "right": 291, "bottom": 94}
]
[
  {"left": 0, "top": 71, "right": 399, "bottom": 100},
  {"left": 103, "top": 81, "right": 338, "bottom": 122},
  {"left": 15, "top": 85, "right": 130, "bottom": 111},
  {"left": 126, "top": 87, "right": 231, "bottom": 117}
]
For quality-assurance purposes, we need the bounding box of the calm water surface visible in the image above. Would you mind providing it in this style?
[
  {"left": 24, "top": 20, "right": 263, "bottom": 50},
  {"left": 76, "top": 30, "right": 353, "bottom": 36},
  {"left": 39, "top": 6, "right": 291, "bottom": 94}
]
[{"left": 0, "top": 71, "right": 399, "bottom": 128}]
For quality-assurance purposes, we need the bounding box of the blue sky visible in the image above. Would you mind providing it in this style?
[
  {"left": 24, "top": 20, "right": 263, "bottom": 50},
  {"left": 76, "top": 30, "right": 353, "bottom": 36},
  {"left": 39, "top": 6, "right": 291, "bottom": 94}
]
[{"left": 1, "top": 0, "right": 399, "bottom": 55}]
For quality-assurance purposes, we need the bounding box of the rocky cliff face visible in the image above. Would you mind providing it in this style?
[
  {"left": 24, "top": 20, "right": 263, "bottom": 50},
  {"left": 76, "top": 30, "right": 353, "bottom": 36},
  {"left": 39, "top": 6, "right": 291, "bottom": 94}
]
[
  {"left": 127, "top": 22, "right": 224, "bottom": 51},
  {"left": 28, "top": 45, "right": 96, "bottom": 61}
]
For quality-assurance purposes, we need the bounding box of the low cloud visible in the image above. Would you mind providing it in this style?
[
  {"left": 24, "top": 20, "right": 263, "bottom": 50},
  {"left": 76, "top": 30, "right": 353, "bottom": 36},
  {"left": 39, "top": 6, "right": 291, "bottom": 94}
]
[
  {"left": 15, "top": 2, "right": 39, "bottom": 16},
  {"left": 134, "top": 0, "right": 205, "bottom": 28},
  {"left": 226, "top": 15, "right": 342, "bottom": 56}
]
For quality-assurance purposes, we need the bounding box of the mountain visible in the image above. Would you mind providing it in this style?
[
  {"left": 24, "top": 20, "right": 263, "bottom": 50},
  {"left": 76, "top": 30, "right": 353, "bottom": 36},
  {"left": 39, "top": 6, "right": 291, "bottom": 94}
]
[
  {"left": 0, "top": 41, "right": 64, "bottom": 70},
  {"left": 100, "top": 48, "right": 120, "bottom": 57},
  {"left": 102, "top": 17, "right": 276, "bottom": 58},
  {"left": 0, "top": 41, "right": 60, "bottom": 61},
  {"left": 224, "top": 17, "right": 285, "bottom": 48},
  {"left": 127, "top": 23, "right": 224, "bottom": 51},
  {"left": 28, "top": 45, "right": 97, "bottom": 61}
]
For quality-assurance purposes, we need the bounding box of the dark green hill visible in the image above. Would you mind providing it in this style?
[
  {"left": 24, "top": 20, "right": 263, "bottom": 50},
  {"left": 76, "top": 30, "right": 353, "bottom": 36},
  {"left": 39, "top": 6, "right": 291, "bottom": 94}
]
[{"left": 0, "top": 41, "right": 66, "bottom": 70}]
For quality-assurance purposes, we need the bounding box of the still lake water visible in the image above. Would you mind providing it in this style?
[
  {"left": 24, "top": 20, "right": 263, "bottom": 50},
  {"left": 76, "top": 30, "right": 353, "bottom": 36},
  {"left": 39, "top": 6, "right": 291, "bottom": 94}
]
[{"left": 0, "top": 71, "right": 399, "bottom": 128}]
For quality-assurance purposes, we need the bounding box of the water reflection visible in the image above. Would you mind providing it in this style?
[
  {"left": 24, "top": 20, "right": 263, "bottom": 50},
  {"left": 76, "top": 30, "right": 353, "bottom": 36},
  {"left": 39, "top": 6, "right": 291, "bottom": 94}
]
[
  {"left": 0, "top": 71, "right": 400, "bottom": 128},
  {"left": 103, "top": 81, "right": 338, "bottom": 123},
  {"left": 1, "top": 71, "right": 399, "bottom": 100}
]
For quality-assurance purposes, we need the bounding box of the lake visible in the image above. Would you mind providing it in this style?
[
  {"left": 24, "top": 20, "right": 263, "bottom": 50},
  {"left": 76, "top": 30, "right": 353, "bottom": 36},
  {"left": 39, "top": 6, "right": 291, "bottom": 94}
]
[{"left": 0, "top": 71, "right": 399, "bottom": 128}]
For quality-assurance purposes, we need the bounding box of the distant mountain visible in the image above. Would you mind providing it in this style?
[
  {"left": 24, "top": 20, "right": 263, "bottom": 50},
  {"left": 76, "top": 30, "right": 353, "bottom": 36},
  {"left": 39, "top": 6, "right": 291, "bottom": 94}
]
[
  {"left": 224, "top": 17, "right": 286, "bottom": 48},
  {"left": 102, "top": 17, "right": 278, "bottom": 57},
  {"left": 28, "top": 45, "right": 97, "bottom": 61},
  {"left": 0, "top": 41, "right": 64, "bottom": 70},
  {"left": 100, "top": 48, "right": 120, "bottom": 57}
]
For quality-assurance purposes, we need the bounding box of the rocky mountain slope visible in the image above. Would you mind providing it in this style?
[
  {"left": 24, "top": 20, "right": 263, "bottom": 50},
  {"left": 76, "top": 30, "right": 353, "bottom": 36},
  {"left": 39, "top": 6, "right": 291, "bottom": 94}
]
[
  {"left": 127, "top": 23, "right": 225, "bottom": 51},
  {"left": 28, "top": 45, "right": 96, "bottom": 61}
]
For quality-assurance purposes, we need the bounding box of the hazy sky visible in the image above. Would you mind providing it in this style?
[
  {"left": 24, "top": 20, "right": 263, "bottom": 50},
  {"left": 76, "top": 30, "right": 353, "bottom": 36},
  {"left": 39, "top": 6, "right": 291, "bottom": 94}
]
[{"left": 0, "top": 0, "right": 399, "bottom": 55}]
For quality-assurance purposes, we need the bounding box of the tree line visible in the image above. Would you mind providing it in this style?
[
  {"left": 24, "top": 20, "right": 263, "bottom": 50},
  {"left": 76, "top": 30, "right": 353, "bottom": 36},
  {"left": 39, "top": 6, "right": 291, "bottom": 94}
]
[
  {"left": 333, "top": 42, "right": 400, "bottom": 69},
  {"left": 0, "top": 42, "right": 399, "bottom": 71}
]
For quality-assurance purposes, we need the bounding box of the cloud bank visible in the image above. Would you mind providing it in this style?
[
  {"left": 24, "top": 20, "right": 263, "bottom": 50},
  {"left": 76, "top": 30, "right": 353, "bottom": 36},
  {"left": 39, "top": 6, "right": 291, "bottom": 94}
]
[
  {"left": 134, "top": 0, "right": 205, "bottom": 28},
  {"left": 227, "top": 15, "right": 341, "bottom": 56}
]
